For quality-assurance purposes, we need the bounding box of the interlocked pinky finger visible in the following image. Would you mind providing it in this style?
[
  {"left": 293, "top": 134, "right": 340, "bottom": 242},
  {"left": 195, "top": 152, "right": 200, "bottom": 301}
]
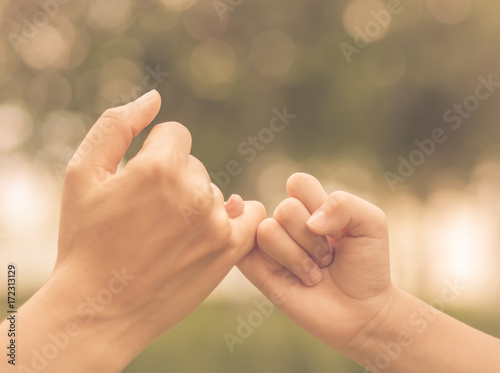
[{"left": 257, "top": 218, "right": 323, "bottom": 286}]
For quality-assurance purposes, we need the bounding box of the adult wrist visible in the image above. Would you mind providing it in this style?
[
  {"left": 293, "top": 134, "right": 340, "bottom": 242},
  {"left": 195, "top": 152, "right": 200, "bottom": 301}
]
[{"left": 14, "top": 266, "right": 142, "bottom": 373}]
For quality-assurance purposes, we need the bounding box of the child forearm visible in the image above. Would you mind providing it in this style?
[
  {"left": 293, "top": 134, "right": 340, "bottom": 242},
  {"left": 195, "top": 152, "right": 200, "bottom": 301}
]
[{"left": 347, "top": 287, "right": 500, "bottom": 373}]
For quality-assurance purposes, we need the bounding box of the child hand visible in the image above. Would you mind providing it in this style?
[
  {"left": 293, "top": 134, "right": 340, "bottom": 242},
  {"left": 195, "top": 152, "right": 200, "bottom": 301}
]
[{"left": 238, "top": 173, "right": 395, "bottom": 354}]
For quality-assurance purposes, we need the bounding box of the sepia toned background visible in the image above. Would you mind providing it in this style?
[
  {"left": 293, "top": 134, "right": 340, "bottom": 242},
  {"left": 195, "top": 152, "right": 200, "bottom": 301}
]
[{"left": 1, "top": 0, "right": 500, "bottom": 371}]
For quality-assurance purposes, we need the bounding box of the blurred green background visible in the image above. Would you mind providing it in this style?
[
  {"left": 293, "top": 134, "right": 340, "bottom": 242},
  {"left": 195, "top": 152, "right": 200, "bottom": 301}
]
[{"left": 1, "top": 0, "right": 500, "bottom": 371}]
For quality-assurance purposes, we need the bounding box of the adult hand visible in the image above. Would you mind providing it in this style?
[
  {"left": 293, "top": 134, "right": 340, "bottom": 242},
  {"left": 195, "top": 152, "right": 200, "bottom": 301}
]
[{"left": 3, "top": 90, "right": 265, "bottom": 373}]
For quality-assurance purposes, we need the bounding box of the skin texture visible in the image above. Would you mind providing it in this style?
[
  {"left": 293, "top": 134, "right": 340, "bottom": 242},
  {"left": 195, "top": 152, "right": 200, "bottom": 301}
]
[
  {"left": 1, "top": 92, "right": 499, "bottom": 372},
  {"left": 238, "top": 173, "right": 393, "bottom": 351},
  {"left": 0, "top": 90, "right": 265, "bottom": 373},
  {"left": 238, "top": 172, "right": 500, "bottom": 373}
]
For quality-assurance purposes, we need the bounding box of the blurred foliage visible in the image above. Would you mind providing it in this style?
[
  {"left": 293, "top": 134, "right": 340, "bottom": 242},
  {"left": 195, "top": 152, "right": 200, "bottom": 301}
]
[
  {"left": 2, "top": 0, "right": 500, "bottom": 371},
  {"left": 4, "top": 296, "right": 498, "bottom": 373},
  {"left": 1, "top": 0, "right": 500, "bottom": 198},
  {"left": 124, "top": 300, "right": 360, "bottom": 373},
  {"left": 126, "top": 299, "right": 500, "bottom": 372}
]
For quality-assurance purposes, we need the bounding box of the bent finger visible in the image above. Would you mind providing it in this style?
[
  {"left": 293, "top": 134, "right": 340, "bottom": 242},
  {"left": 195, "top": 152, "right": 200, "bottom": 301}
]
[
  {"left": 257, "top": 218, "right": 323, "bottom": 286},
  {"left": 70, "top": 90, "right": 161, "bottom": 180},
  {"left": 307, "top": 191, "right": 387, "bottom": 240}
]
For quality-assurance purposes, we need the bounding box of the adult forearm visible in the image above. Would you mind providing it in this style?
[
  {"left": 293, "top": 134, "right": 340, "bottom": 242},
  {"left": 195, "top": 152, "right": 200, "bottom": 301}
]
[{"left": 1, "top": 271, "right": 140, "bottom": 373}]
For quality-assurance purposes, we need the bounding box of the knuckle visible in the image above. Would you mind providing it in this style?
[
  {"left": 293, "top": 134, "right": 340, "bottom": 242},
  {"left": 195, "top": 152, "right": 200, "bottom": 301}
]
[
  {"left": 128, "top": 158, "right": 177, "bottom": 191},
  {"left": 63, "top": 163, "right": 80, "bottom": 182},
  {"left": 190, "top": 184, "right": 216, "bottom": 212},
  {"left": 371, "top": 205, "right": 388, "bottom": 229},
  {"left": 273, "top": 197, "right": 302, "bottom": 222},
  {"left": 326, "top": 191, "right": 349, "bottom": 212},
  {"left": 293, "top": 256, "right": 316, "bottom": 274},
  {"left": 257, "top": 218, "right": 280, "bottom": 245},
  {"left": 167, "top": 121, "right": 192, "bottom": 142},
  {"left": 329, "top": 190, "right": 350, "bottom": 204},
  {"left": 101, "top": 106, "right": 128, "bottom": 123},
  {"left": 209, "top": 212, "right": 231, "bottom": 247},
  {"left": 244, "top": 200, "right": 267, "bottom": 222},
  {"left": 140, "top": 159, "right": 167, "bottom": 181},
  {"left": 286, "top": 172, "right": 308, "bottom": 190},
  {"left": 148, "top": 123, "right": 164, "bottom": 137}
]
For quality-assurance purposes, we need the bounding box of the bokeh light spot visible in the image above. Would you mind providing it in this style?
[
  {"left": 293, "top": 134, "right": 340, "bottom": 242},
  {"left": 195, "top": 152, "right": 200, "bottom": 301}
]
[
  {"left": 20, "top": 26, "right": 69, "bottom": 70},
  {"left": 0, "top": 156, "right": 57, "bottom": 233},
  {"left": 86, "top": 0, "right": 133, "bottom": 30},
  {"left": 343, "top": 0, "right": 392, "bottom": 43},
  {"left": 183, "top": 8, "right": 228, "bottom": 41},
  {"left": 426, "top": 0, "right": 471, "bottom": 25},
  {"left": 361, "top": 43, "right": 407, "bottom": 86},
  {"left": 190, "top": 40, "right": 236, "bottom": 86},
  {"left": 250, "top": 30, "right": 296, "bottom": 76},
  {"left": 159, "top": 0, "right": 199, "bottom": 12},
  {"left": 0, "top": 104, "right": 33, "bottom": 152}
]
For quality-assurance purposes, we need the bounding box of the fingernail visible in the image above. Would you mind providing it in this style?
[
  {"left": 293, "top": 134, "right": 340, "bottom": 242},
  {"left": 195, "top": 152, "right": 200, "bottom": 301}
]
[
  {"left": 308, "top": 211, "right": 327, "bottom": 229},
  {"left": 317, "top": 250, "right": 334, "bottom": 267},
  {"left": 309, "top": 266, "right": 322, "bottom": 284},
  {"left": 135, "top": 90, "right": 157, "bottom": 103}
]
